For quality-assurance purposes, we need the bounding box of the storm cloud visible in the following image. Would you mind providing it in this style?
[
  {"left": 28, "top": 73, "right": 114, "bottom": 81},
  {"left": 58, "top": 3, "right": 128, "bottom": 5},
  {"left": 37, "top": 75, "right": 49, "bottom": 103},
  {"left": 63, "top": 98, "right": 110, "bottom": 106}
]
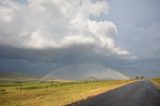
[{"left": 0, "top": 0, "right": 160, "bottom": 79}]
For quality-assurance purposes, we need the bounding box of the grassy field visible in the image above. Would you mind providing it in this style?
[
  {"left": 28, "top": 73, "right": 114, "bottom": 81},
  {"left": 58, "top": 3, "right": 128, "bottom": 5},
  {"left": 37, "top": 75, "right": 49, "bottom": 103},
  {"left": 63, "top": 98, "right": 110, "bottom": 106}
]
[
  {"left": 0, "top": 80, "right": 133, "bottom": 106},
  {"left": 151, "top": 78, "right": 160, "bottom": 88}
]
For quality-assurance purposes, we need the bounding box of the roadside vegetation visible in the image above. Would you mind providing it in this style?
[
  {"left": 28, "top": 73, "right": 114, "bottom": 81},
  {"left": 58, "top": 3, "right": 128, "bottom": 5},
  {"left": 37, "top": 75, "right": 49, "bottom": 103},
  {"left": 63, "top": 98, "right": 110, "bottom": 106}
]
[
  {"left": 151, "top": 78, "right": 160, "bottom": 88},
  {"left": 0, "top": 80, "right": 133, "bottom": 106}
]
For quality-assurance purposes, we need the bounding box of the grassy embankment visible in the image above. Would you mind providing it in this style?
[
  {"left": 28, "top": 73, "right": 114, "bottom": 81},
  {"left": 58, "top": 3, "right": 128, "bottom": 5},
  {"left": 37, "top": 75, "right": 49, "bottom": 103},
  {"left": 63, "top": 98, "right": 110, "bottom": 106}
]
[
  {"left": 151, "top": 78, "right": 160, "bottom": 89},
  {"left": 0, "top": 80, "right": 134, "bottom": 106}
]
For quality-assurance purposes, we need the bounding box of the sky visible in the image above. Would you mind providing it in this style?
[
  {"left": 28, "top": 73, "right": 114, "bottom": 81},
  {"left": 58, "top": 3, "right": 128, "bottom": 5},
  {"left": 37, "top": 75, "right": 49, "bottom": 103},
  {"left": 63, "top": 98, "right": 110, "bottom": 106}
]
[{"left": 0, "top": 0, "right": 160, "bottom": 79}]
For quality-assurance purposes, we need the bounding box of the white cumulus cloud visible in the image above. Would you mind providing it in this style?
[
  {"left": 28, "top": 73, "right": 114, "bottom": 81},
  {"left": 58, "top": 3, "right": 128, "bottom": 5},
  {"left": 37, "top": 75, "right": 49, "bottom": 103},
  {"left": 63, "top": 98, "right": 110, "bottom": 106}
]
[{"left": 0, "top": 0, "right": 133, "bottom": 57}]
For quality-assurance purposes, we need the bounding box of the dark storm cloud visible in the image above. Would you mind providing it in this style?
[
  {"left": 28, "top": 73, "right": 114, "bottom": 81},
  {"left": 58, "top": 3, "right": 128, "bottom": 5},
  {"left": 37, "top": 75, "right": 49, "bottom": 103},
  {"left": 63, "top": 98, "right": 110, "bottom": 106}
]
[
  {"left": 0, "top": 44, "right": 159, "bottom": 78},
  {"left": 0, "top": 44, "right": 135, "bottom": 76}
]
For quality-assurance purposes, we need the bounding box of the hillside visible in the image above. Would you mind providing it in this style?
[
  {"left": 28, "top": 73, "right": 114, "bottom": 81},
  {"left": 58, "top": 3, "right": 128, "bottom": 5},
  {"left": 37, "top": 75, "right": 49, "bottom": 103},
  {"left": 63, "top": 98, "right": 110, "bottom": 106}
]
[{"left": 0, "top": 72, "right": 37, "bottom": 81}]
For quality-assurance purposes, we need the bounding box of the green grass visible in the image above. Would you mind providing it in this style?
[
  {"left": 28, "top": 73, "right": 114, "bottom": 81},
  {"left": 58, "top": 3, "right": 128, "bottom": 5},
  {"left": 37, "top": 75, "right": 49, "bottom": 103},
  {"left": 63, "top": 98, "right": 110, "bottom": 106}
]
[
  {"left": 151, "top": 78, "right": 160, "bottom": 88},
  {"left": 0, "top": 80, "right": 133, "bottom": 106}
]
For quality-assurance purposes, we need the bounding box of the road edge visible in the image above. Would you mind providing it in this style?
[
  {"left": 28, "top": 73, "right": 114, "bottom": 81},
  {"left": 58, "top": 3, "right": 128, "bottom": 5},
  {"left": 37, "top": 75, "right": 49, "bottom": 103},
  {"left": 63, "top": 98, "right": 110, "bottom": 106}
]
[
  {"left": 65, "top": 80, "right": 138, "bottom": 106},
  {"left": 150, "top": 80, "right": 160, "bottom": 90}
]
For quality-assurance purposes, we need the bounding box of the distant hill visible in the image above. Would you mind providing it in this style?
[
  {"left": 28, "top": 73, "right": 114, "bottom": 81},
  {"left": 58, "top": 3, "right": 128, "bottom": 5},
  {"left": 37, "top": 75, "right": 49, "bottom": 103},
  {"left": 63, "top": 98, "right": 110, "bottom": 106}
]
[
  {"left": 41, "top": 64, "right": 129, "bottom": 81},
  {"left": 86, "top": 76, "right": 100, "bottom": 80},
  {"left": 0, "top": 72, "right": 37, "bottom": 81},
  {"left": 0, "top": 65, "right": 130, "bottom": 81}
]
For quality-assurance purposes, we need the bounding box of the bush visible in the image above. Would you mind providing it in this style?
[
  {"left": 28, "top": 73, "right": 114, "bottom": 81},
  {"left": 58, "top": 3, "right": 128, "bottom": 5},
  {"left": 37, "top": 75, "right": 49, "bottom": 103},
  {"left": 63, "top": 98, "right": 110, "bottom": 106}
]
[{"left": 0, "top": 88, "right": 6, "bottom": 94}]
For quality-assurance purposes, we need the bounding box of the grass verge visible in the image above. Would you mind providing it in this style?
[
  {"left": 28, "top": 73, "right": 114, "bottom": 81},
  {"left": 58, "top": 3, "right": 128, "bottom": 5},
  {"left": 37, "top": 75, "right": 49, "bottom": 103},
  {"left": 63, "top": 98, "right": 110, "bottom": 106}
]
[
  {"left": 0, "top": 80, "right": 134, "bottom": 106},
  {"left": 151, "top": 78, "right": 160, "bottom": 89}
]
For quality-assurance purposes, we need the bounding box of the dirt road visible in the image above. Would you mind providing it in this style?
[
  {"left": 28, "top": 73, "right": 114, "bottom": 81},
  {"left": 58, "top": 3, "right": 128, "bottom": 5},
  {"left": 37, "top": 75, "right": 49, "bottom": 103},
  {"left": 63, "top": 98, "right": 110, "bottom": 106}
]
[{"left": 70, "top": 80, "right": 160, "bottom": 106}]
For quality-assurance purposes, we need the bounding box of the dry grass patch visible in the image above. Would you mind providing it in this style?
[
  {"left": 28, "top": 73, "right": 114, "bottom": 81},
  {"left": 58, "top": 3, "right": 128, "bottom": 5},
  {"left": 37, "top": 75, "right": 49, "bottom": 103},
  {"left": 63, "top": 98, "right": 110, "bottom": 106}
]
[{"left": 0, "top": 80, "right": 134, "bottom": 106}]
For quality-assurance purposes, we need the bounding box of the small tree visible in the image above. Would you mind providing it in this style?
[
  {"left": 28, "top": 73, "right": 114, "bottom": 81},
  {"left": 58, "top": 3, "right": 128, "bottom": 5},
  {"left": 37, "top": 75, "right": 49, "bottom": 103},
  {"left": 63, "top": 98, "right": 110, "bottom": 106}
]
[
  {"left": 135, "top": 76, "right": 139, "bottom": 79},
  {"left": 140, "top": 76, "right": 144, "bottom": 79}
]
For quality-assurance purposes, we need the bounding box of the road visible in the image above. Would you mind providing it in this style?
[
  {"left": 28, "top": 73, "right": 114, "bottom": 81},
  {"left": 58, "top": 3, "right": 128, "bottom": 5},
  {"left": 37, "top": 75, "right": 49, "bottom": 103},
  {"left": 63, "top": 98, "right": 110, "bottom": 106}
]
[{"left": 68, "top": 80, "right": 160, "bottom": 106}]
